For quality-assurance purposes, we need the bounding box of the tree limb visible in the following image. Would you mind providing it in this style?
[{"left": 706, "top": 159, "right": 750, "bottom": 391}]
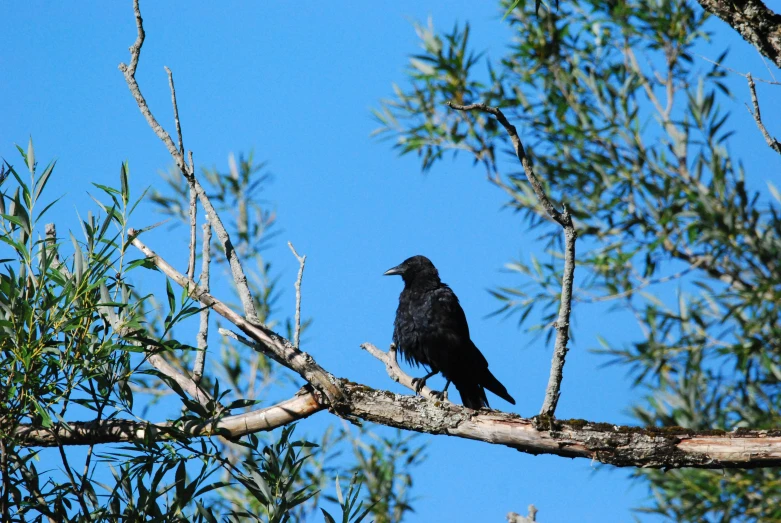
[
  {"left": 15, "top": 382, "right": 781, "bottom": 470},
  {"left": 16, "top": 390, "right": 323, "bottom": 447},
  {"left": 446, "top": 102, "right": 576, "bottom": 418},
  {"left": 695, "top": 0, "right": 781, "bottom": 69}
]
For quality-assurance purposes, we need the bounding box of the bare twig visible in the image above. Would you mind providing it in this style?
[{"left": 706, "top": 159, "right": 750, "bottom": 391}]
[
  {"left": 118, "top": 0, "right": 183, "bottom": 172},
  {"left": 187, "top": 184, "right": 197, "bottom": 280},
  {"left": 746, "top": 73, "right": 781, "bottom": 155},
  {"left": 129, "top": 231, "right": 344, "bottom": 406},
  {"left": 186, "top": 148, "right": 197, "bottom": 280},
  {"left": 446, "top": 102, "right": 576, "bottom": 418},
  {"left": 164, "top": 66, "right": 185, "bottom": 157},
  {"left": 698, "top": 55, "right": 781, "bottom": 85},
  {"left": 119, "top": 0, "right": 260, "bottom": 324},
  {"left": 218, "top": 327, "right": 286, "bottom": 367},
  {"left": 446, "top": 102, "right": 569, "bottom": 228},
  {"left": 287, "top": 242, "right": 306, "bottom": 348},
  {"left": 193, "top": 222, "right": 212, "bottom": 384},
  {"left": 361, "top": 343, "right": 452, "bottom": 404}
]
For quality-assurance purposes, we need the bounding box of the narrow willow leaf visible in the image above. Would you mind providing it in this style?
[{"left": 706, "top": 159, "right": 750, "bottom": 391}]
[{"left": 27, "top": 136, "right": 35, "bottom": 174}]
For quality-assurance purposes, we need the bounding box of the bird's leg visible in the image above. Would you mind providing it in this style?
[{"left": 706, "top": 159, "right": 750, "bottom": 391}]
[
  {"left": 411, "top": 369, "right": 438, "bottom": 394},
  {"left": 431, "top": 380, "right": 450, "bottom": 401}
]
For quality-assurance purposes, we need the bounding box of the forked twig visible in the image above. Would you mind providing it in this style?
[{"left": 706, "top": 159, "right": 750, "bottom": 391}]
[{"left": 119, "top": 0, "right": 260, "bottom": 324}]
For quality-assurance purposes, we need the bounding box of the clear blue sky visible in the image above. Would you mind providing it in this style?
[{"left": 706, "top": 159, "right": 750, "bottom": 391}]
[{"left": 3, "top": 2, "right": 780, "bottom": 521}]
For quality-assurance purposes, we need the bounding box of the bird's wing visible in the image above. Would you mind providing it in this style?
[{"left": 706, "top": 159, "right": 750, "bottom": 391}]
[
  {"left": 429, "top": 285, "right": 470, "bottom": 336},
  {"left": 428, "top": 285, "right": 489, "bottom": 367}
]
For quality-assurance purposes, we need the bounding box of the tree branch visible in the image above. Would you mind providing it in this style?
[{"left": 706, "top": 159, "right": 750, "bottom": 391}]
[
  {"left": 147, "top": 352, "right": 214, "bottom": 408},
  {"left": 361, "top": 343, "right": 451, "bottom": 404},
  {"left": 695, "top": 0, "right": 781, "bottom": 69},
  {"left": 16, "top": 382, "right": 781, "bottom": 470},
  {"left": 128, "top": 232, "right": 345, "bottom": 406},
  {"left": 119, "top": 0, "right": 260, "bottom": 324},
  {"left": 16, "top": 390, "right": 323, "bottom": 447},
  {"left": 746, "top": 72, "right": 781, "bottom": 155},
  {"left": 446, "top": 102, "right": 576, "bottom": 418},
  {"left": 287, "top": 241, "right": 306, "bottom": 348},
  {"left": 193, "top": 221, "right": 211, "bottom": 384}
]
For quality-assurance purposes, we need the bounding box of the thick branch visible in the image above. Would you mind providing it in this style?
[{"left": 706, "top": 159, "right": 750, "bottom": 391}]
[
  {"left": 16, "top": 391, "right": 323, "bottom": 447},
  {"left": 15, "top": 382, "right": 781, "bottom": 470},
  {"left": 446, "top": 102, "right": 576, "bottom": 417},
  {"left": 696, "top": 0, "right": 781, "bottom": 69}
]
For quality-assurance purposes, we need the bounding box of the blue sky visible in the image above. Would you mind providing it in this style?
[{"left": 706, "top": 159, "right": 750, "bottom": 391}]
[{"left": 3, "top": 1, "right": 780, "bottom": 521}]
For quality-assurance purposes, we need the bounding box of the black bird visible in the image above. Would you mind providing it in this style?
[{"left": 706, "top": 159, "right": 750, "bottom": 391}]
[{"left": 384, "top": 255, "right": 516, "bottom": 409}]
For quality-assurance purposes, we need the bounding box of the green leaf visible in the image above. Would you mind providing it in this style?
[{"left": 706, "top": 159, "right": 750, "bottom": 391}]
[
  {"left": 70, "top": 232, "right": 84, "bottom": 285},
  {"left": 120, "top": 161, "right": 129, "bottom": 206},
  {"left": 321, "top": 509, "right": 337, "bottom": 523},
  {"left": 34, "top": 402, "right": 52, "bottom": 428},
  {"left": 33, "top": 161, "right": 56, "bottom": 204}
]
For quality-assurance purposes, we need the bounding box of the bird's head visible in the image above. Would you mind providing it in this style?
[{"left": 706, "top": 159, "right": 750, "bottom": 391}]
[{"left": 384, "top": 255, "right": 440, "bottom": 284}]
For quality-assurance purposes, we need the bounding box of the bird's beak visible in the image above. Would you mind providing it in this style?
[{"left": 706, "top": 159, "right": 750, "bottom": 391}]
[{"left": 383, "top": 264, "right": 404, "bottom": 276}]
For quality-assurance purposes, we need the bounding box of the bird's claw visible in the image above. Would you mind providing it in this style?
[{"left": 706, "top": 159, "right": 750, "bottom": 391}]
[
  {"left": 430, "top": 389, "right": 448, "bottom": 402},
  {"left": 411, "top": 377, "right": 426, "bottom": 394}
]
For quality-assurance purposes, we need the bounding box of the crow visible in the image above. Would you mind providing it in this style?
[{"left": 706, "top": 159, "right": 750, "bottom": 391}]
[{"left": 384, "top": 255, "right": 515, "bottom": 409}]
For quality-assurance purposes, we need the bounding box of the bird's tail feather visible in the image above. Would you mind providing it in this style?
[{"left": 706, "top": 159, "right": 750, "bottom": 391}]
[
  {"left": 455, "top": 381, "right": 489, "bottom": 409},
  {"left": 480, "top": 369, "right": 516, "bottom": 405}
]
